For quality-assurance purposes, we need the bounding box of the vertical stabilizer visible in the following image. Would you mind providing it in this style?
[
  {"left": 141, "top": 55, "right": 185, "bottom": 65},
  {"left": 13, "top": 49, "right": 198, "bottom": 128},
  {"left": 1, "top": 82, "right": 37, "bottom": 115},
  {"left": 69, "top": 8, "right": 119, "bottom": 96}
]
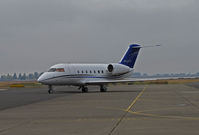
[{"left": 120, "top": 44, "right": 141, "bottom": 68}]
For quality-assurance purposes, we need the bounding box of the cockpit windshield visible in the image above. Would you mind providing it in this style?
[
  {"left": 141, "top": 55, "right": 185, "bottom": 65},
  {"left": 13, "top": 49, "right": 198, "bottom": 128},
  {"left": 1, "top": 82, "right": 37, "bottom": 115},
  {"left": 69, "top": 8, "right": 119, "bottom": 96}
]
[
  {"left": 48, "top": 68, "right": 56, "bottom": 72},
  {"left": 48, "top": 68, "right": 65, "bottom": 72}
]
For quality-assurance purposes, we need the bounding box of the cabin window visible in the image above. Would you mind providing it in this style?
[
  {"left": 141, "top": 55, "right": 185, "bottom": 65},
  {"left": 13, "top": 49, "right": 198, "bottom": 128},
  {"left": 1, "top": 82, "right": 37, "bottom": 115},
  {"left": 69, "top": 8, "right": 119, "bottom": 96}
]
[
  {"left": 94, "top": 70, "right": 96, "bottom": 73},
  {"left": 82, "top": 71, "right": 84, "bottom": 74},
  {"left": 90, "top": 70, "right": 92, "bottom": 73},
  {"left": 77, "top": 70, "right": 80, "bottom": 74},
  {"left": 98, "top": 70, "right": 100, "bottom": 73},
  {"left": 101, "top": 70, "right": 104, "bottom": 74},
  {"left": 86, "top": 70, "right": 88, "bottom": 73}
]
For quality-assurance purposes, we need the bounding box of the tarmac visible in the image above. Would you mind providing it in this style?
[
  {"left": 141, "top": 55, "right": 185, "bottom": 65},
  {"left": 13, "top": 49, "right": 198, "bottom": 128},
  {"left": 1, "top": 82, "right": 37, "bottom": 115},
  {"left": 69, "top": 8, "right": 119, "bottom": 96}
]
[{"left": 0, "top": 83, "right": 199, "bottom": 135}]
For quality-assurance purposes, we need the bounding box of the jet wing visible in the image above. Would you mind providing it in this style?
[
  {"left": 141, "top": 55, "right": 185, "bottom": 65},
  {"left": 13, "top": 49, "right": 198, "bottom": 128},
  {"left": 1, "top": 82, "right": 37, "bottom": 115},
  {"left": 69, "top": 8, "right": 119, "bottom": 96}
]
[{"left": 83, "top": 78, "right": 161, "bottom": 85}]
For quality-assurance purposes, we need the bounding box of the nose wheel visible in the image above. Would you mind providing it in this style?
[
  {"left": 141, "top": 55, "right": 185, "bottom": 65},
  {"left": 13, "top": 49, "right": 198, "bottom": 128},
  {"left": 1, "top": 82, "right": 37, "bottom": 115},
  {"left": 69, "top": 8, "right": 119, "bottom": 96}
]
[{"left": 48, "top": 85, "right": 53, "bottom": 94}]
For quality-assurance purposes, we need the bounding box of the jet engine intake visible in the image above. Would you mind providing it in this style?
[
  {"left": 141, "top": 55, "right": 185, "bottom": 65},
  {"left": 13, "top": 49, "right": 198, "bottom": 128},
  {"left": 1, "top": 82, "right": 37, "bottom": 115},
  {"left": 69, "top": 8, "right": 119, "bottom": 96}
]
[{"left": 107, "top": 63, "right": 130, "bottom": 75}]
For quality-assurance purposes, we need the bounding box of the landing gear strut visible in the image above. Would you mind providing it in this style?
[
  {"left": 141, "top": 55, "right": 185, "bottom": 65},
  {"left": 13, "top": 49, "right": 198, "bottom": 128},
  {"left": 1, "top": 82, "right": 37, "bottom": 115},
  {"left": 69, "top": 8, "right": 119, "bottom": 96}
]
[
  {"left": 100, "top": 85, "right": 107, "bottom": 92},
  {"left": 48, "top": 85, "right": 53, "bottom": 94}
]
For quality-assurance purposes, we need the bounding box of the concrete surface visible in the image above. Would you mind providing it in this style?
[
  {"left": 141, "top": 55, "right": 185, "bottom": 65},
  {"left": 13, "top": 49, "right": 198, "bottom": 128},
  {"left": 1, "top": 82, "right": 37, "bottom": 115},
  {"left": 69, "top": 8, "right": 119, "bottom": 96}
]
[{"left": 0, "top": 84, "right": 199, "bottom": 135}]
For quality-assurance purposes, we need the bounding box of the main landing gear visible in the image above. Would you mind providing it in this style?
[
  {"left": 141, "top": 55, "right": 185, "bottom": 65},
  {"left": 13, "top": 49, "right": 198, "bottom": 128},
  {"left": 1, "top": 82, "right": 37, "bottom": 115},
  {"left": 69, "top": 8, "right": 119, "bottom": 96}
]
[
  {"left": 79, "top": 85, "right": 107, "bottom": 93},
  {"left": 100, "top": 85, "right": 107, "bottom": 92},
  {"left": 80, "top": 86, "right": 88, "bottom": 93},
  {"left": 48, "top": 85, "right": 53, "bottom": 94}
]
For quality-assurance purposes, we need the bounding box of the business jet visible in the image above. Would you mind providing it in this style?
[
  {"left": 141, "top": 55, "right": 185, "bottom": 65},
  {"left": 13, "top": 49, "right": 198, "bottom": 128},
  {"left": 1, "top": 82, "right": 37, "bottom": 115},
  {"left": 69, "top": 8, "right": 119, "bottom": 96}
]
[{"left": 38, "top": 44, "right": 157, "bottom": 94}]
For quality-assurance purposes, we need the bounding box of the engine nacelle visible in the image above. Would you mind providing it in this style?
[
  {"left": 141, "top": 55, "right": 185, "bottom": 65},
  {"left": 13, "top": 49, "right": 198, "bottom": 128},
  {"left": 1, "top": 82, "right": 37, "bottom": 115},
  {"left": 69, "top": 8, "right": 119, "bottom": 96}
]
[{"left": 107, "top": 63, "right": 130, "bottom": 75}]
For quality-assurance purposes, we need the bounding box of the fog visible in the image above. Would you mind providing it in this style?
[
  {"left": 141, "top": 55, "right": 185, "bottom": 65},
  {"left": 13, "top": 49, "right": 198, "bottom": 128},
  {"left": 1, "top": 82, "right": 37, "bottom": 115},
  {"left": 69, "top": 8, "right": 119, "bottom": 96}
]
[{"left": 0, "top": 0, "right": 199, "bottom": 74}]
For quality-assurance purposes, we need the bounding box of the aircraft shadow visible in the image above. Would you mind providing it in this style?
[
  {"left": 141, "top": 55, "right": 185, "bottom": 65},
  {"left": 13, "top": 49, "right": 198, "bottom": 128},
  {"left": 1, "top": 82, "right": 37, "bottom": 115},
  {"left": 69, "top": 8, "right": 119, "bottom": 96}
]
[{"left": 54, "top": 90, "right": 141, "bottom": 94}]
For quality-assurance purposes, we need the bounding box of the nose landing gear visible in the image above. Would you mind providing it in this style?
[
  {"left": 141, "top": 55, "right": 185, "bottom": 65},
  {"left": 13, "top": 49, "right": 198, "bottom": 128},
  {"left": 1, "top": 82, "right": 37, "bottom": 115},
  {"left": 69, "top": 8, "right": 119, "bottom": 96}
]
[{"left": 48, "top": 85, "right": 53, "bottom": 94}]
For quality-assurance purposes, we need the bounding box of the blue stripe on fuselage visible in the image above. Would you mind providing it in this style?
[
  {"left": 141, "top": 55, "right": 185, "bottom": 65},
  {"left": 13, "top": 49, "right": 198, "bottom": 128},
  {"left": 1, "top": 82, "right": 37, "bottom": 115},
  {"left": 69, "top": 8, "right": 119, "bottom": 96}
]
[{"left": 41, "top": 72, "right": 129, "bottom": 82}]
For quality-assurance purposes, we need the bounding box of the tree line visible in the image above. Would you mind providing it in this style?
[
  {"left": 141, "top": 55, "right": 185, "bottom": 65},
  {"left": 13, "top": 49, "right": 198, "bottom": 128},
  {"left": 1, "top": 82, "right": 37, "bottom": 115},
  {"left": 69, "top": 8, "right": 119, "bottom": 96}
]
[
  {"left": 1, "top": 72, "right": 199, "bottom": 81},
  {"left": 132, "top": 72, "right": 199, "bottom": 78},
  {"left": 0, "top": 72, "right": 41, "bottom": 81}
]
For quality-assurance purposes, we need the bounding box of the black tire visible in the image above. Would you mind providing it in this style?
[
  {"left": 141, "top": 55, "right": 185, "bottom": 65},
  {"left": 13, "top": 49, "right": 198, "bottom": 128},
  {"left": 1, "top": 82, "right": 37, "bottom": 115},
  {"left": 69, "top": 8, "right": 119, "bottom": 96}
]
[
  {"left": 100, "top": 87, "right": 107, "bottom": 92},
  {"left": 48, "top": 89, "right": 53, "bottom": 94},
  {"left": 82, "top": 87, "right": 88, "bottom": 93},
  {"left": 48, "top": 85, "right": 53, "bottom": 94}
]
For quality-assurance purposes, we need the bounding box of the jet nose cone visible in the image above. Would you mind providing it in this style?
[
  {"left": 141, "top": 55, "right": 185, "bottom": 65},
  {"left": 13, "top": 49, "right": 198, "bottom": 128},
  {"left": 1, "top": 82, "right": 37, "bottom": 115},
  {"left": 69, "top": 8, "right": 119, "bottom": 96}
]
[
  {"left": 37, "top": 76, "right": 43, "bottom": 83},
  {"left": 37, "top": 74, "right": 46, "bottom": 83},
  {"left": 37, "top": 72, "right": 52, "bottom": 84}
]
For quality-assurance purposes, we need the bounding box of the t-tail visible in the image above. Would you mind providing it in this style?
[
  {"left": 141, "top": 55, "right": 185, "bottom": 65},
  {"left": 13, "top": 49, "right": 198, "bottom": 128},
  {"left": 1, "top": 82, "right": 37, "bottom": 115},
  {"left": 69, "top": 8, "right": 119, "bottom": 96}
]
[{"left": 120, "top": 44, "right": 141, "bottom": 68}]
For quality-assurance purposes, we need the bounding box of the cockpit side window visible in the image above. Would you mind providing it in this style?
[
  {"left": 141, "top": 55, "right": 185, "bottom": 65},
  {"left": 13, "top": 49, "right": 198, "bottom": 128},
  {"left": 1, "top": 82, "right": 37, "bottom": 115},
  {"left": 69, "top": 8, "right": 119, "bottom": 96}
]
[
  {"left": 56, "top": 68, "right": 65, "bottom": 72},
  {"left": 48, "top": 68, "right": 65, "bottom": 72}
]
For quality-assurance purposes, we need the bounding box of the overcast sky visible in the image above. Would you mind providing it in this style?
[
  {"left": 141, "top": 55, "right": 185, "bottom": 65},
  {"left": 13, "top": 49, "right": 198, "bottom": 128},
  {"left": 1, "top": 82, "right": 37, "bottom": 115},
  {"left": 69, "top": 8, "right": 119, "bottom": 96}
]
[{"left": 0, "top": 0, "right": 199, "bottom": 75}]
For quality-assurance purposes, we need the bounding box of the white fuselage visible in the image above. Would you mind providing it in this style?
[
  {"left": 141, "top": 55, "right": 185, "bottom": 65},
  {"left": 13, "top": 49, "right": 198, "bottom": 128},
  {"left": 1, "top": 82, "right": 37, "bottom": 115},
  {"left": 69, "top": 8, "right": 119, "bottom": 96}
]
[{"left": 38, "top": 63, "right": 133, "bottom": 86}]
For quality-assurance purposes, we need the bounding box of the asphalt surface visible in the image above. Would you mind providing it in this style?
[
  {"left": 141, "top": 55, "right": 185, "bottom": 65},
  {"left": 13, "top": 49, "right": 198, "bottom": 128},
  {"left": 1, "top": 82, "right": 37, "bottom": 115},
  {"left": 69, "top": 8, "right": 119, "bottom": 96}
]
[
  {"left": 187, "top": 82, "right": 199, "bottom": 89},
  {"left": 0, "top": 84, "right": 199, "bottom": 135},
  {"left": 0, "top": 86, "right": 72, "bottom": 111}
]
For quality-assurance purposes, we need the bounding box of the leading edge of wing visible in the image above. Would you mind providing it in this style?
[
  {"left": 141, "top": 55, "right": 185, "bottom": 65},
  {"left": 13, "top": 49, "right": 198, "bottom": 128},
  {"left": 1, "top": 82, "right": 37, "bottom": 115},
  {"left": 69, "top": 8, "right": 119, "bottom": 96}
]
[
  {"left": 83, "top": 76, "right": 189, "bottom": 85},
  {"left": 83, "top": 78, "right": 160, "bottom": 85}
]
